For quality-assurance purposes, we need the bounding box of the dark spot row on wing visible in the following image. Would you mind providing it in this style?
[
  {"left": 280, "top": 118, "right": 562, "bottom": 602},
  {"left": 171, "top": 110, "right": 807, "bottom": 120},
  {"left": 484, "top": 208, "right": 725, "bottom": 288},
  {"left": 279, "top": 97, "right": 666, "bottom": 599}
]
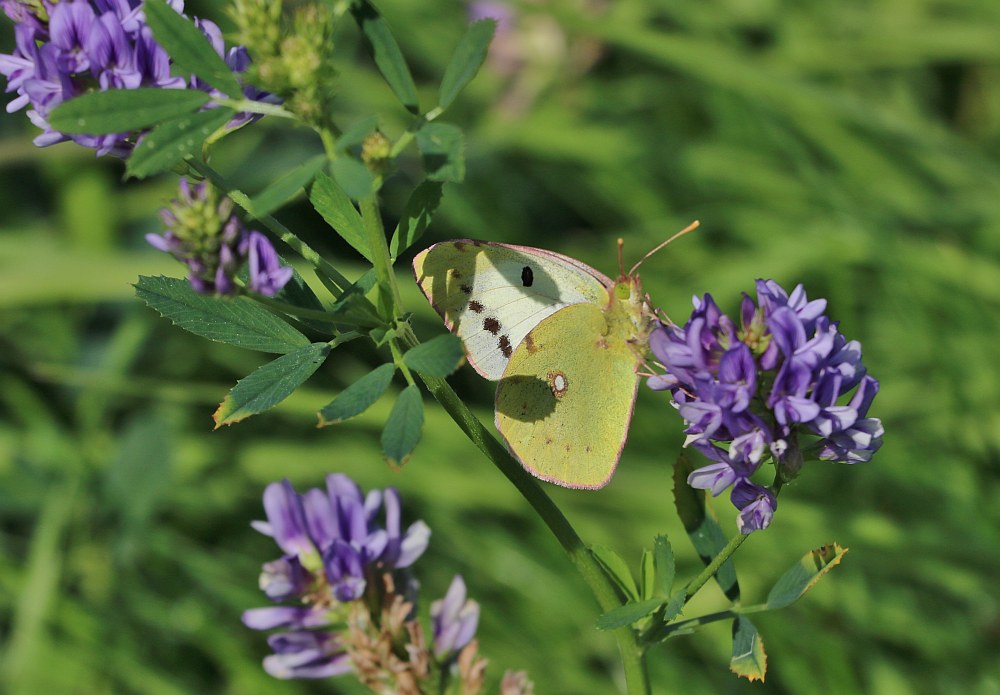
[
  {"left": 499, "top": 335, "right": 512, "bottom": 357},
  {"left": 484, "top": 317, "right": 501, "bottom": 334}
]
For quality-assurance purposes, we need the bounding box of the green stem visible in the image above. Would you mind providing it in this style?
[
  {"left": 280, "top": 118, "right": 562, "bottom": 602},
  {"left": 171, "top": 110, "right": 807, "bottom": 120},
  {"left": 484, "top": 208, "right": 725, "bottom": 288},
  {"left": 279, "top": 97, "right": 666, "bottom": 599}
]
[
  {"left": 396, "top": 326, "right": 650, "bottom": 695},
  {"left": 389, "top": 106, "right": 444, "bottom": 159},
  {"left": 186, "top": 159, "right": 352, "bottom": 295},
  {"left": 684, "top": 533, "right": 749, "bottom": 601},
  {"left": 217, "top": 98, "right": 298, "bottom": 120}
]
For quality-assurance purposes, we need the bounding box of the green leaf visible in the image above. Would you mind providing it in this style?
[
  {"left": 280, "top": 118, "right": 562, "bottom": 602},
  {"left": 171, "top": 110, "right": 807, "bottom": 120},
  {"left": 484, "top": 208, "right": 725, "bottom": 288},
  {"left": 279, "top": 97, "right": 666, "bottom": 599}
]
[
  {"left": 272, "top": 269, "right": 332, "bottom": 334},
  {"left": 417, "top": 123, "right": 465, "bottom": 182},
  {"left": 47, "top": 89, "right": 210, "bottom": 135},
  {"left": 331, "top": 157, "right": 375, "bottom": 200},
  {"left": 106, "top": 415, "right": 171, "bottom": 528},
  {"left": 134, "top": 276, "right": 309, "bottom": 353},
  {"left": 126, "top": 108, "right": 235, "bottom": 179},
  {"left": 350, "top": 0, "right": 419, "bottom": 113},
  {"left": 662, "top": 591, "right": 686, "bottom": 623},
  {"left": 318, "top": 363, "right": 397, "bottom": 426},
  {"left": 590, "top": 545, "right": 639, "bottom": 603},
  {"left": 249, "top": 155, "right": 326, "bottom": 218},
  {"left": 402, "top": 334, "right": 465, "bottom": 377},
  {"left": 640, "top": 549, "right": 655, "bottom": 601},
  {"left": 336, "top": 116, "right": 380, "bottom": 153},
  {"left": 380, "top": 384, "right": 424, "bottom": 466},
  {"left": 390, "top": 180, "right": 444, "bottom": 258},
  {"left": 673, "top": 452, "right": 740, "bottom": 601},
  {"left": 309, "top": 172, "right": 371, "bottom": 261},
  {"left": 439, "top": 19, "right": 497, "bottom": 110},
  {"left": 730, "top": 616, "right": 767, "bottom": 682},
  {"left": 144, "top": 0, "right": 243, "bottom": 97},
  {"left": 213, "top": 343, "right": 331, "bottom": 427},
  {"left": 766, "top": 543, "right": 849, "bottom": 610},
  {"left": 653, "top": 535, "right": 675, "bottom": 599},
  {"left": 595, "top": 599, "right": 665, "bottom": 631}
]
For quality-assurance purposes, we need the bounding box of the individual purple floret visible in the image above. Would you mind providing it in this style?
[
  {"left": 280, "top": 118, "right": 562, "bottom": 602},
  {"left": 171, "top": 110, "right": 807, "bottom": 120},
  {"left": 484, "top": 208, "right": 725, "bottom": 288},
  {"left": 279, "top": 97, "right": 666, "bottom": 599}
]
[
  {"left": 430, "top": 575, "right": 480, "bottom": 660},
  {"left": 146, "top": 178, "right": 291, "bottom": 296},
  {"left": 649, "top": 279, "right": 883, "bottom": 533},
  {"left": 0, "top": 0, "right": 271, "bottom": 156},
  {"left": 242, "top": 475, "right": 432, "bottom": 678}
]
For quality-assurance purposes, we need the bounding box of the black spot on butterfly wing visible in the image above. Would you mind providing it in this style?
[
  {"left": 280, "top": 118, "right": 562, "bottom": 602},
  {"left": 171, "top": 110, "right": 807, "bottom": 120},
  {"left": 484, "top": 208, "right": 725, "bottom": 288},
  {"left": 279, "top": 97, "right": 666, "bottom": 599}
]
[
  {"left": 484, "top": 317, "right": 502, "bottom": 334},
  {"left": 499, "top": 335, "right": 513, "bottom": 358},
  {"left": 521, "top": 265, "right": 534, "bottom": 287},
  {"left": 469, "top": 300, "right": 484, "bottom": 313}
]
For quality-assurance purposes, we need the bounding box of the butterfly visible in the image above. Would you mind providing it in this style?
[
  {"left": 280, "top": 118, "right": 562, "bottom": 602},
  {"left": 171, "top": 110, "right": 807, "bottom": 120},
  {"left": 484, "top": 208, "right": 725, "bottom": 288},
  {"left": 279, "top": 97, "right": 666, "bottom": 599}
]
[{"left": 412, "top": 225, "right": 697, "bottom": 489}]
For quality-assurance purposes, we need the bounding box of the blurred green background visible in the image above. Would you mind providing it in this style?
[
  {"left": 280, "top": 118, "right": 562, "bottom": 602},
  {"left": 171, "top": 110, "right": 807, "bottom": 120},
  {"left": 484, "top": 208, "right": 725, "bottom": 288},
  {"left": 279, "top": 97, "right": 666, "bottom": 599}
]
[{"left": 2, "top": 1, "right": 999, "bottom": 693}]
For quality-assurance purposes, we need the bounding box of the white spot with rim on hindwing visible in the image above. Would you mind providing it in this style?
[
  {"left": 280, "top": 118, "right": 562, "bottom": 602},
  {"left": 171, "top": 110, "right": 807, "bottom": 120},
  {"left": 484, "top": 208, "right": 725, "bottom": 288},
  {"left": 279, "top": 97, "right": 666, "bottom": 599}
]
[{"left": 547, "top": 371, "right": 568, "bottom": 398}]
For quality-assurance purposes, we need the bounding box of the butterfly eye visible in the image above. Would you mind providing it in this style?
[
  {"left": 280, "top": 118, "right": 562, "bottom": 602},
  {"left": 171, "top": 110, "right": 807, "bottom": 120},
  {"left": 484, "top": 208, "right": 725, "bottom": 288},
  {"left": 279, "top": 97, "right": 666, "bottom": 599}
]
[{"left": 614, "top": 282, "right": 630, "bottom": 300}]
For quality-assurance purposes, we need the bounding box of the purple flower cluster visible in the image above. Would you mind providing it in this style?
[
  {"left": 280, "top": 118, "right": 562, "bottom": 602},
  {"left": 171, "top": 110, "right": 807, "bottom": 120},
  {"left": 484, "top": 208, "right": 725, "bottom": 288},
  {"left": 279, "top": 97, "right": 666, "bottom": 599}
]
[
  {"left": 649, "top": 280, "right": 883, "bottom": 534},
  {"left": 0, "top": 0, "right": 265, "bottom": 156},
  {"left": 242, "top": 475, "right": 448, "bottom": 679},
  {"left": 146, "top": 178, "right": 292, "bottom": 296},
  {"left": 430, "top": 575, "right": 480, "bottom": 660}
]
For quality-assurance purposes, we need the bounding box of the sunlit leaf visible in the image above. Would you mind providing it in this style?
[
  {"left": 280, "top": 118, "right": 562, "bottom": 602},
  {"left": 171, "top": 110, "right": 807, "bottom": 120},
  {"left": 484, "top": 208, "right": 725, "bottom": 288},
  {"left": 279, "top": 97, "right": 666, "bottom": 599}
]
[
  {"left": 309, "top": 172, "right": 372, "bottom": 261},
  {"left": 213, "top": 343, "right": 331, "bottom": 427},
  {"left": 590, "top": 545, "right": 639, "bottom": 603},
  {"left": 48, "top": 89, "right": 209, "bottom": 134},
  {"left": 350, "top": 0, "right": 419, "bottom": 113},
  {"left": 249, "top": 155, "right": 326, "bottom": 218},
  {"left": 144, "top": 0, "right": 243, "bottom": 97},
  {"left": 331, "top": 156, "right": 375, "bottom": 200},
  {"left": 766, "top": 544, "right": 849, "bottom": 610},
  {"left": 730, "top": 616, "right": 767, "bottom": 682},
  {"left": 134, "top": 276, "right": 309, "bottom": 353}
]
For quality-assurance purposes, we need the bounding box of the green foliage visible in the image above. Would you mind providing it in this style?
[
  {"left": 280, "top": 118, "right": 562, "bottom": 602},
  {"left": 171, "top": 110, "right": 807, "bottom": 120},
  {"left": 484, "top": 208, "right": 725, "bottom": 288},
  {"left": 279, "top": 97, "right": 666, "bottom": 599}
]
[
  {"left": 417, "top": 122, "right": 465, "bottom": 182},
  {"left": 213, "top": 343, "right": 332, "bottom": 426},
  {"left": 350, "top": 0, "right": 419, "bottom": 113},
  {"left": 47, "top": 89, "right": 210, "bottom": 134},
  {"left": 389, "top": 180, "right": 444, "bottom": 259},
  {"left": 402, "top": 334, "right": 464, "bottom": 377},
  {"left": 309, "top": 172, "right": 372, "bottom": 261},
  {"left": 126, "top": 109, "right": 235, "bottom": 179},
  {"left": 135, "top": 275, "right": 310, "bottom": 353},
  {"left": 767, "top": 544, "right": 849, "bottom": 610},
  {"left": 144, "top": 0, "right": 243, "bottom": 97},
  {"left": 318, "top": 363, "right": 397, "bottom": 426},
  {"left": 3, "top": 0, "right": 1000, "bottom": 693},
  {"left": 730, "top": 617, "right": 767, "bottom": 682},
  {"left": 381, "top": 384, "right": 424, "bottom": 466},
  {"left": 438, "top": 20, "right": 497, "bottom": 111},
  {"left": 248, "top": 155, "right": 326, "bottom": 218}
]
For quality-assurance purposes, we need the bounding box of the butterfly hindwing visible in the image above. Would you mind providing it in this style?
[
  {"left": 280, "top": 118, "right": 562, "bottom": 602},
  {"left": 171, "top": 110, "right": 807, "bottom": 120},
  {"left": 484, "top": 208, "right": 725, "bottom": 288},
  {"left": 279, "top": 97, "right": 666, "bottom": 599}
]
[
  {"left": 413, "top": 241, "right": 610, "bottom": 380},
  {"left": 494, "top": 302, "right": 641, "bottom": 489}
]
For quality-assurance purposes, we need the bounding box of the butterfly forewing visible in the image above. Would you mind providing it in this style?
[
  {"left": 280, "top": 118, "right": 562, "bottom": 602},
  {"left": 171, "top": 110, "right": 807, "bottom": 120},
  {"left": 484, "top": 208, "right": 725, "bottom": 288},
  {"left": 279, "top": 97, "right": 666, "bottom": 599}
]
[{"left": 413, "top": 241, "right": 610, "bottom": 380}]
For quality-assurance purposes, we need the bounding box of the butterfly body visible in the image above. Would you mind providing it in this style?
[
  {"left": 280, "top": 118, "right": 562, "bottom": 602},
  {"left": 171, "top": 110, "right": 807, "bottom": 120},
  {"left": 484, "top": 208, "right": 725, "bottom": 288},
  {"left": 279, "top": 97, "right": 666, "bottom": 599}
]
[{"left": 413, "top": 240, "right": 652, "bottom": 489}]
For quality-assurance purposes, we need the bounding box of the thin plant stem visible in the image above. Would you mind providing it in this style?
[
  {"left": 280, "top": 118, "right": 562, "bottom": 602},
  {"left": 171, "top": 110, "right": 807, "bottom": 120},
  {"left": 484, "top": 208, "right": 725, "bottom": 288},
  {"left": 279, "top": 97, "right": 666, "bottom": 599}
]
[{"left": 360, "top": 195, "right": 405, "bottom": 320}]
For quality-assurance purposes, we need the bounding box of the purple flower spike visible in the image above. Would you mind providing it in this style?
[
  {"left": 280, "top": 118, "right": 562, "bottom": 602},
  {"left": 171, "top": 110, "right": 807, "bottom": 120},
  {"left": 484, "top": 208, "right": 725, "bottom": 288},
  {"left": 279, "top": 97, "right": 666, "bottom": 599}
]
[
  {"left": 649, "top": 279, "right": 881, "bottom": 533},
  {"left": 0, "top": 0, "right": 273, "bottom": 157},
  {"left": 431, "top": 575, "right": 480, "bottom": 660},
  {"left": 246, "top": 231, "right": 293, "bottom": 297},
  {"left": 245, "top": 472, "right": 436, "bottom": 680}
]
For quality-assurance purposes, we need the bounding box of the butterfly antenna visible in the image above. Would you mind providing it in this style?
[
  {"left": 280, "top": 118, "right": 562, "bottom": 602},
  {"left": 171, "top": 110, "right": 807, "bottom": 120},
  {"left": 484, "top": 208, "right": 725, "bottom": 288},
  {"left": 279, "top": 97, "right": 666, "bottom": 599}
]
[
  {"left": 629, "top": 220, "right": 700, "bottom": 276},
  {"left": 617, "top": 237, "right": 625, "bottom": 278}
]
